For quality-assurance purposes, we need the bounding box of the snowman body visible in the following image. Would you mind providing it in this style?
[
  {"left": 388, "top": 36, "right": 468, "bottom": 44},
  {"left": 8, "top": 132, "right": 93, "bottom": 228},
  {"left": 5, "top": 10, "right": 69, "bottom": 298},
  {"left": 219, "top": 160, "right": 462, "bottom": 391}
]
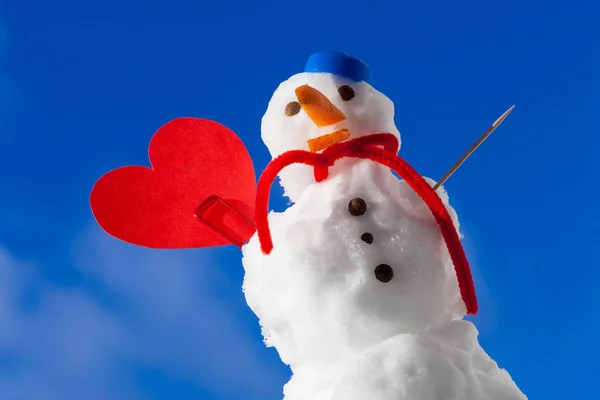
[
  {"left": 330, "top": 320, "right": 526, "bottom": 400},
  {"left": 242, "top": 159, "right": 525, "bottom": 399}
]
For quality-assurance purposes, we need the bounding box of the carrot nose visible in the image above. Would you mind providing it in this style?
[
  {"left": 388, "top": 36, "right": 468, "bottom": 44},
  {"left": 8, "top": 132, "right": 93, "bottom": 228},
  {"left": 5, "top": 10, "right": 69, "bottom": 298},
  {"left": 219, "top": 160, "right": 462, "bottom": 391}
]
[{"left": 295, "top": 85, "right": 346, "bottom": 127}]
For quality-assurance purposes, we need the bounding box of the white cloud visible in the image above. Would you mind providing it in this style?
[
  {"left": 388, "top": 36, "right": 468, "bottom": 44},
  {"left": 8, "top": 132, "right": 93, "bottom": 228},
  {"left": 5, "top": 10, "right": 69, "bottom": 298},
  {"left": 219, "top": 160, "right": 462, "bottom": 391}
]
[
  {"left": 0, "top": 224, "right": 289, "bottom": 400},
  {"left": 0, "top": 248, "right": 138, "bottom": 400},
  {"left": 76, "top": 225, "right": 288, "bottom": 388}
]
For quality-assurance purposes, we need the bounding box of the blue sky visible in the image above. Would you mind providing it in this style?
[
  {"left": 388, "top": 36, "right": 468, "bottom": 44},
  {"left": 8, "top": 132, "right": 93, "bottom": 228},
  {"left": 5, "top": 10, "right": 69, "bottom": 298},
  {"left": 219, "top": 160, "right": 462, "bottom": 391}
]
[{"left": 0, "top": 0, "right": 598, "bottom": 399}]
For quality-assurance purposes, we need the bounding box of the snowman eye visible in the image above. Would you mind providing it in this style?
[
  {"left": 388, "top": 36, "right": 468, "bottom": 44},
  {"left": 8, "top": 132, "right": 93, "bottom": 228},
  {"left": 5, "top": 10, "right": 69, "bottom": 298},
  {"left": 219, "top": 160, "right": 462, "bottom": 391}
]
[
  {"left": 285, "top": 101, "right": 301, "bottom": 116},
  {"left": 338, "top": 85, "right": 355, "bottom": 101}
]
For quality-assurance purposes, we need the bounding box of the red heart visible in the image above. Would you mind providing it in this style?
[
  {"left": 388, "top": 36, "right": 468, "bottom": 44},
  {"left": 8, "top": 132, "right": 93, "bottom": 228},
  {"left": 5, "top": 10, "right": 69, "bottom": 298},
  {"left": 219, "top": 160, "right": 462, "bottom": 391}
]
[{"left": 90, "top": 117, "right": 257, "bottom": 249}]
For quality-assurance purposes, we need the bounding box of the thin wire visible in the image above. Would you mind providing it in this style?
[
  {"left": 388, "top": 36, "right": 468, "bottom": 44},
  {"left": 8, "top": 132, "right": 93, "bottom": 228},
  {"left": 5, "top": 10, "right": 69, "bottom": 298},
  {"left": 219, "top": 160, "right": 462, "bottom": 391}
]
[{"left": 433, "top": 105, "right": 515, "bottom": 190}]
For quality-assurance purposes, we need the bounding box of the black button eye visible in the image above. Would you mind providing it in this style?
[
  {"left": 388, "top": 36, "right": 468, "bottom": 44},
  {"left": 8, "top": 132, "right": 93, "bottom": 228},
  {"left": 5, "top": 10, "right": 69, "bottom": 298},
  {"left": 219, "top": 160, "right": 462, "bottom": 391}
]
[
  {"left": 285, "top": 101, "right": 301, "bottom": 116},
  {"left": 338, "top": 85, "right": 355, "bottom": 101}
]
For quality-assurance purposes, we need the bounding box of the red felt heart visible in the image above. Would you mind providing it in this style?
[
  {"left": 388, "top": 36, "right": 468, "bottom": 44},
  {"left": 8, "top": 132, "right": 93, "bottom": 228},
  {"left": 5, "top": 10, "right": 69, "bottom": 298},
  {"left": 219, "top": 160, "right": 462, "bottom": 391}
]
[{"left": 90, "top": 117, "right": 257, "bottom": 249}]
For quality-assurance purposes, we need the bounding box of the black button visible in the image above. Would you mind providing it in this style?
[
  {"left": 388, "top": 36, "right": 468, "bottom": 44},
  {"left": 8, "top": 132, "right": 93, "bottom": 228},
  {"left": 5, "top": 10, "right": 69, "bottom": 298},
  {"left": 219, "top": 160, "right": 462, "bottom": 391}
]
[
  {"left": 285, "top": 101, "right": 301, "bottom": 116},
  {"left": 374, "top": 264, "right": 394, "bottom": 283},
  {"left": 348, "top": 198, "right": 367, "bottom": 216},
  {"left": 361, "top": 232, "right": 374, "bottom": 244},
  {"left": 338, "top": 85, "right": 355, "bottom": 101}
]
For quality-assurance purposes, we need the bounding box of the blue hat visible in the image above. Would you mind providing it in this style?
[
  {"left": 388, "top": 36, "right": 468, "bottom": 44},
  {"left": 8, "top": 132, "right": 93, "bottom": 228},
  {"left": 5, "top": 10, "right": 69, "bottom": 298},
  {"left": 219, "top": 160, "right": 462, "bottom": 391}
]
[{"left": 305, "top": 51, "right": 371, "bottom": 83}]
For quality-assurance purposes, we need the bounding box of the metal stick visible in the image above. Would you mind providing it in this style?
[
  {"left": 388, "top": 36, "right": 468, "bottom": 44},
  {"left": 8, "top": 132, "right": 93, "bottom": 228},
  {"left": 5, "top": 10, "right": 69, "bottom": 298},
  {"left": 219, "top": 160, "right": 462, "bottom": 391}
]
[{"left": 433, "top": 105, "right": 515, "bottom": 190}]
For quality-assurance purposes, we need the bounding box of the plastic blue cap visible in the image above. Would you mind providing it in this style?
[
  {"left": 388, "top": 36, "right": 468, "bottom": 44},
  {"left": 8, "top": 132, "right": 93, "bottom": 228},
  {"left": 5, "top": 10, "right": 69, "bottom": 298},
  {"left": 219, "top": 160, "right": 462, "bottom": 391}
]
[{"left": 304, "top": 51, "right": 370, "bottom": 83}]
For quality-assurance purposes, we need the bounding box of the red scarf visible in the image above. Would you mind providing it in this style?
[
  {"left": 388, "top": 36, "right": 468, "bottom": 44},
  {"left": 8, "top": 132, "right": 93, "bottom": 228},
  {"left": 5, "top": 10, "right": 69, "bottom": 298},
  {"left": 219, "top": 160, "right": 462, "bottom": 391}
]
[{"left": 255, "top": 133, "right": 478, "bottom": 315}]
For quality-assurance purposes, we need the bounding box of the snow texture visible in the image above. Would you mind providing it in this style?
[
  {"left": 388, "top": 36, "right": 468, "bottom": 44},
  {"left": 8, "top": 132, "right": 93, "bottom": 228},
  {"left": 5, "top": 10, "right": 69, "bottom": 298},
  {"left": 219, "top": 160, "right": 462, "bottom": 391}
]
[
  {"left": 261, "top": 72, "right": 400, "bottom": 202},
  {"left": 242, "top": 71, "right": 527, "bottom": 399}
]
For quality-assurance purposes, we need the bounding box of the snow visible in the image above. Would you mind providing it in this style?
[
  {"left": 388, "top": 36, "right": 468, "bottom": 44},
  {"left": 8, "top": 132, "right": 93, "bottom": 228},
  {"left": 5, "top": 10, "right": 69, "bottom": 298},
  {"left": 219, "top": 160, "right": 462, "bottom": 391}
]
[
  {"left": 261, "top": 72, "right": 400, "bottom": 202},
  {"left": 242, "top": 70, "right": 526, "bottom": 399}
]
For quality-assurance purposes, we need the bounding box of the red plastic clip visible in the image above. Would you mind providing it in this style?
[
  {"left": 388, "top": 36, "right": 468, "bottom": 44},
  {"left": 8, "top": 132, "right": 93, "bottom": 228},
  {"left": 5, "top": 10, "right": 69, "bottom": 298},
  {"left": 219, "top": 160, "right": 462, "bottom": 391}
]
[{"left": 194, "top": 195, "right": 256, "bottom": 247}]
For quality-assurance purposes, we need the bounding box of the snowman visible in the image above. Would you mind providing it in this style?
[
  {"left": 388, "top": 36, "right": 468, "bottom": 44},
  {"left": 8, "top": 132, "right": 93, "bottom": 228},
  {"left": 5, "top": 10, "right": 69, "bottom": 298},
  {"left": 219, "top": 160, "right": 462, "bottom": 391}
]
[{"left": 90, "top": 51, "right": 527, "bottom": 399}]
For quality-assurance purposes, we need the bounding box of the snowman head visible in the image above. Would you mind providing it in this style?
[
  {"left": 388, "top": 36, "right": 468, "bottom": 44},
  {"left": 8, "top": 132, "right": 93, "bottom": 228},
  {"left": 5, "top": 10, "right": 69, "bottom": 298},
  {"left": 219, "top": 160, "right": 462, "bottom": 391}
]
[{"left": 261, "top": 52, "right": 401, "bottom": 202}]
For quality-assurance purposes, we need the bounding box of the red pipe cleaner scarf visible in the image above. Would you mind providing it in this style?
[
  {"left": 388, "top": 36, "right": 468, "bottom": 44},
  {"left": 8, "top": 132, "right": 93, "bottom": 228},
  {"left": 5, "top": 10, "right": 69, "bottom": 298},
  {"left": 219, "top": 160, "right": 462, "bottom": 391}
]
[{"left": 254, "top": 134, "right": 478, "bottom": 315}]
